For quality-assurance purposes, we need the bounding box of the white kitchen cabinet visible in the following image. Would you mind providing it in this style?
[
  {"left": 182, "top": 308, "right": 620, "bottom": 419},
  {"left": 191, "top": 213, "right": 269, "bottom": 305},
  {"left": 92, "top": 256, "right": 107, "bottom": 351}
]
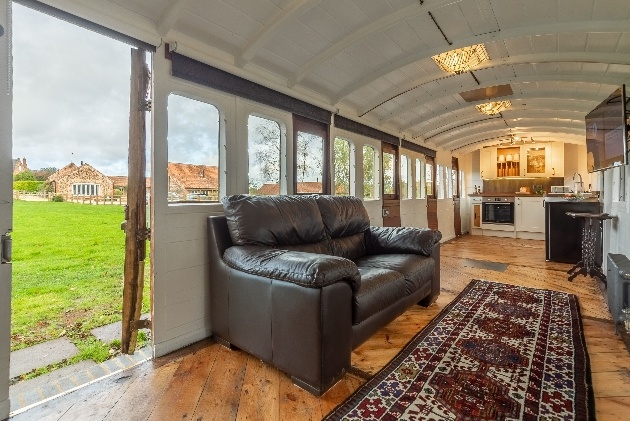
[
  {"left": 515, "top": 196, "right": 545, "bottom": 239},
  {"left": 470, "top": 196, "right": 482, "bottom": 235},
  {"left": 480, "top": 148, "right": 496, "bottom": 179},
  {"left": 550, "top": 142, "right": 564, "bottom": 177}
]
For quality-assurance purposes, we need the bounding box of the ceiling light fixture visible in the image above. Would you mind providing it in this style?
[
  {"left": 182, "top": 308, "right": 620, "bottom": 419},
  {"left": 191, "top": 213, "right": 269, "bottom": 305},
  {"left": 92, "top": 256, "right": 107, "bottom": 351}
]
[
  {"left": 475, "top": 100, "right": 511, "bottom": 115},
  {"left": 431, "top": 44, "right": 489, "bottom": 74}
]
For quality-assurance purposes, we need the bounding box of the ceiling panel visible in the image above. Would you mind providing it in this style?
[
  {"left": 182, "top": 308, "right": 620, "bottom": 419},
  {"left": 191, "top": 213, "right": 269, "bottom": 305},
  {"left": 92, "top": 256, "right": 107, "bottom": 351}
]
[
  {"left": 523, "top": 0, "right": 559, "bottom": 24},
  {"left": 185, "top": 1, "right": 261, "bottom": 44},
  {"left": 226, "top": 0, "right": 282, "bottom": 25},
  {"left": 592, "top": 0, "right": 630, "bottom": 20},
  {"left": 557, "top": 0, "right": 593, "bottom": 22},
  {"left": 558, "top": 33, "right": 588, "bottom": 52},
  {"left": 108, "top": 0, "right": 169, "bottom": 21},
  {"left": 299, "top": 6, "right": 348, "bottom": 43},
  {"left": 491, "top": 0, "right": 527, "bottom": 29},
  {"left": 530, "top": 35, "right": 558, "bottom": 54},
  {"left": 586, "top": 33, "right": 623, "bottom": 53}
]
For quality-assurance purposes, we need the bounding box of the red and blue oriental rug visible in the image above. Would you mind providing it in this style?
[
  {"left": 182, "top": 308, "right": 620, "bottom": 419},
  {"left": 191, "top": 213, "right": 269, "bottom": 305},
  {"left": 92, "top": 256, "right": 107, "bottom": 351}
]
[{"left": 325, "top": 279, "right": 595, "bottom": 420}]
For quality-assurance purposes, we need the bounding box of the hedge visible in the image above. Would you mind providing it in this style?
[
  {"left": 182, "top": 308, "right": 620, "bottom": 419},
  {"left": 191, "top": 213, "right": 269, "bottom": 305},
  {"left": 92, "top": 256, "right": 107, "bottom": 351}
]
[{"left": 13, "top": 181, "right": 44, "bottom": 193}]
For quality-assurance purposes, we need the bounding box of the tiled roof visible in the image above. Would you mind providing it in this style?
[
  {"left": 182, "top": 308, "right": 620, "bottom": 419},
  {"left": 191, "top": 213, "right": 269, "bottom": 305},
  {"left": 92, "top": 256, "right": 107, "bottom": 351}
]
[
  {"left": 256, "top": 182, "right": 323, "bottom": 195},
  {"left": 168, "top": 162, "right": 218, "bottom": 189},
  {"left": 48, "top": 162, "right": 78, "bottom": 182},
  {"left": 107, "top": 176, "right": 152, "bottom": 189}
]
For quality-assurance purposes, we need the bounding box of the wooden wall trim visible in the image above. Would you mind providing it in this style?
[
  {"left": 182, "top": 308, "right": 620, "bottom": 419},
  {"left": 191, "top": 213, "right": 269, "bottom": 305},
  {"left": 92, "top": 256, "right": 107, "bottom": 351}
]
[{"left": 170, "top": 52, "right": 332, "bottom": 125}]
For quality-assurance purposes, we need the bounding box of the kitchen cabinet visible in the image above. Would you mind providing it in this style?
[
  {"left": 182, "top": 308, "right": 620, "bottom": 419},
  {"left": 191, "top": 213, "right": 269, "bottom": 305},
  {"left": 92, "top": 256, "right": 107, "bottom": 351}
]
[
  {"left": 515, "top": 196, "right": 545, "bottom": 233},
  {"left": 480, "top": 148, "right": 496, "bottom": 179},
  {"left": 479, "top": 143, "right": 565, "bottom": 178},
  {"left": 470, "top": 196, "right": 482, "bottom": 234}
]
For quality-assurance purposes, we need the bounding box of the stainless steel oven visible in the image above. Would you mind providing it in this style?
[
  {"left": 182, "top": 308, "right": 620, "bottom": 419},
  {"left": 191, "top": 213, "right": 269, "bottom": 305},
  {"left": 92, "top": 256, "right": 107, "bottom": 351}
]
[{"left": 482, "top": 197, "right": 514, "bottom": 225}]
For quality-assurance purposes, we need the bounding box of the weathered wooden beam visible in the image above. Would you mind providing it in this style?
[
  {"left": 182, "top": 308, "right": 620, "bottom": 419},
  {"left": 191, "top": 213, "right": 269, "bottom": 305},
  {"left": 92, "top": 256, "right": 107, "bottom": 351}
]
[{"left": 122, "top": 47, "right": 150, "bottom": 354}]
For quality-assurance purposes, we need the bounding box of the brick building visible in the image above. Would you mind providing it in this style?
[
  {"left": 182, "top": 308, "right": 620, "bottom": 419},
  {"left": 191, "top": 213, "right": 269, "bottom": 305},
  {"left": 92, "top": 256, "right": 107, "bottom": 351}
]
[
  {"left": 48, "top": 162, "right": 114, "bottom": 197},
  {"left": 168, "top": 162, "right": 219, "bottom": 201}
]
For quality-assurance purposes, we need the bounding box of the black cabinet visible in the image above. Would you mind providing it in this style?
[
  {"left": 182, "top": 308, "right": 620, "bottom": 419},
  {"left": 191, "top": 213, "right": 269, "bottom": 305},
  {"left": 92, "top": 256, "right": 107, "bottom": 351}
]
[{"left": 545, "top": 201, "right": 602, "bottom": 263}]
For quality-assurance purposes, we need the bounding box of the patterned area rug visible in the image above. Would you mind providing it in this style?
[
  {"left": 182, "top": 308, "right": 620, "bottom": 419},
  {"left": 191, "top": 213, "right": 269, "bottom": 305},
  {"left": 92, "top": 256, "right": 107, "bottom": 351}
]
[{"left": 325, "top": 280, "right": 595, "bottom": 421}]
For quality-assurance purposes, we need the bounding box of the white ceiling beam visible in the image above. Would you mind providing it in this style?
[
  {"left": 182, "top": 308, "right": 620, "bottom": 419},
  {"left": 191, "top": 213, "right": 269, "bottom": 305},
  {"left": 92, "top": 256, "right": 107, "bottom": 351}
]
[
  {"left": 156, "top": 0, "right": 192, "bottom": 37},
  {"left": 402, "top": 93, "right": 599, "bottom": 134},
  {"left": 235, "top": 0, "right": 322, "bottom": 68},
  {"left": 424, "top": 109, "right": 590, "bottom": 142},
  {"left": 331, "top": 19, "right": 630, "bottom": 103},
  {"left": 360, "top": 69, "right": 629, "bottom": 118},
  {"left": 287, "top": 0, "right": 459, "bottom": 87},
  {"left": 431, "top": 117, "right": 585, "bottom": 147},
  {"left": 454, "top": 132, "right": 585, "bottom": 155},
  {"left": 443, "top": 126, "right": 585, "bottom": 152}
]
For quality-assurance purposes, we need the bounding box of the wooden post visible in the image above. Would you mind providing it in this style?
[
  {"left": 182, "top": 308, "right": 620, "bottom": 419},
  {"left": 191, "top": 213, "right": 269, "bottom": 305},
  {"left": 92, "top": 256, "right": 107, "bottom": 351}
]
[{"left": 122, "top": 48, "right": 150, "bottom": 354}]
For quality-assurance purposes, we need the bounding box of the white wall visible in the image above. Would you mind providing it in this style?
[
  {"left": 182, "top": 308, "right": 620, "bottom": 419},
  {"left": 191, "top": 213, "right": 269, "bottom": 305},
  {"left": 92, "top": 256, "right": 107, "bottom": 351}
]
[
  {"left": 0, "top": 1, "right": 12, "bottom": 416},
  {"left": 434, "top": 150, "right": 456, "bottom": 241},
  {"left": 601, "top": 164, "right": 630, "bottom": 266}
]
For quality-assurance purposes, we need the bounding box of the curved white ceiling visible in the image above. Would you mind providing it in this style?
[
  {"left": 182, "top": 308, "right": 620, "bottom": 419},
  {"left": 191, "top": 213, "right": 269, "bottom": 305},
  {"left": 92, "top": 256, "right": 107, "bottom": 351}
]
[{"left": 80, "top": 0, "right": 630, "bottom": 153}]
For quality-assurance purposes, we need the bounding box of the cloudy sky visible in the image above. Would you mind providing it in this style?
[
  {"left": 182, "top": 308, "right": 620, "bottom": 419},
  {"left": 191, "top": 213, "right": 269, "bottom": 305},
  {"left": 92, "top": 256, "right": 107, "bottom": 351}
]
[{"left": 12, "top": 3, "right": 134, "bottom": 175}]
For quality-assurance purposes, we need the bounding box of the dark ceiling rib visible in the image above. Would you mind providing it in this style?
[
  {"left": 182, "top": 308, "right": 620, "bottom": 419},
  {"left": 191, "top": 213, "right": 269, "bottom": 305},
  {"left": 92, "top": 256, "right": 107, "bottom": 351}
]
[
  {"left": 358, "top": 74, "right": 455, "bottom": 117},
  {"left": 428, "top": 11, "right": 452, "bottom": 45},
  {"left": 470, "top": 72, "right": 480, "bottom": 86},
  {"left": 423, "top": 116, "right": 503, "bottom": 141}
]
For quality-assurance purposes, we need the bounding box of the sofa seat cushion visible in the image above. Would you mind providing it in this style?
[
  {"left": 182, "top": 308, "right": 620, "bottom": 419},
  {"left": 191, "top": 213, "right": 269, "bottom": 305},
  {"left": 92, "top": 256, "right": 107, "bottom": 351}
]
[
  {"left": 354, "top": 254, "right": 435, "bottom": 295},
  {"left": 353, "top": 267, "right": 407, "bottom": 324}
]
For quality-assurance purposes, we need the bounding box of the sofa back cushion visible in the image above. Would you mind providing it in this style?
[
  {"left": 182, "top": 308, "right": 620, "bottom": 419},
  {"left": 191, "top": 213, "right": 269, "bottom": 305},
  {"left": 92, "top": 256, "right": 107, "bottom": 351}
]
[
  {"left": 222, "top": 194, "right": 327, "bottom": 247},
  {"left": 315, "top": 196, "right": 370, "bottom": 259}
]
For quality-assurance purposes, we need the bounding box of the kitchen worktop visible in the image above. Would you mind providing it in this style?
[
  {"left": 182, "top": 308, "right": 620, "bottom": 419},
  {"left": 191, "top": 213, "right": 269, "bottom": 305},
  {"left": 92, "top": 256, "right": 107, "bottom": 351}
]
[{"left": 469, "top": 193, "right": 544, "bottom": 197}]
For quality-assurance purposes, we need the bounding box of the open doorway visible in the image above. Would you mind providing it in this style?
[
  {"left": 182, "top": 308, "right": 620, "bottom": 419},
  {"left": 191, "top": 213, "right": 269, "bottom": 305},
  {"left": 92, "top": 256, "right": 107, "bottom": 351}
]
[{"left": 7, "top": 3, "right": 152, "bottom": 413}]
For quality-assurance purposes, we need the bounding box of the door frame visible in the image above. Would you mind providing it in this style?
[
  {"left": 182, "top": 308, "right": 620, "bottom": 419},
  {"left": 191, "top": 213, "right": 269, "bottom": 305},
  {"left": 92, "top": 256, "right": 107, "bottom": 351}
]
[{"left": 0, "top": 1, "right": 13, "bottom": 417}]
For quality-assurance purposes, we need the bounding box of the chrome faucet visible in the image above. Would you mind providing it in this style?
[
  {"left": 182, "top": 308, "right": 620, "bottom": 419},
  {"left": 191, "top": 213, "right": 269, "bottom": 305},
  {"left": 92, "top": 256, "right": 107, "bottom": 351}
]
[{"left": 573, "top": 172, "right": 584, "bottom": 192}]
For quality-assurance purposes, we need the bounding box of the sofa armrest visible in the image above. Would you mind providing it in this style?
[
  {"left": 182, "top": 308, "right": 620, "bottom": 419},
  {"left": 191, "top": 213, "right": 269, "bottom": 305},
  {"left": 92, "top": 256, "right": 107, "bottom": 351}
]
[
  {"left": 223, "top": 246, "right": 361, "bottom": 291},
  {"left": 366, "top": 226, "right": 442, "bottom": 256}
]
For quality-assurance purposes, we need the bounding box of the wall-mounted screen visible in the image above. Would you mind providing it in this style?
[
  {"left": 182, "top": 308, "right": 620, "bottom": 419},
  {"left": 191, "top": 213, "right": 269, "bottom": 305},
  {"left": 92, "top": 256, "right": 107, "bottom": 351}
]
[{"left": 585, "top": 85, "right": 628, "bottom": 172}]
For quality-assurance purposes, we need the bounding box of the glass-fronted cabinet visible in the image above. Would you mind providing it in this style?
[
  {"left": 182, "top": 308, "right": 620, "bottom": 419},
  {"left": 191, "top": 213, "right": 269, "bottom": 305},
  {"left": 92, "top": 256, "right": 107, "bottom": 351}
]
[{"left": 496, "top": 147, "right": 520, "bottom": 177}]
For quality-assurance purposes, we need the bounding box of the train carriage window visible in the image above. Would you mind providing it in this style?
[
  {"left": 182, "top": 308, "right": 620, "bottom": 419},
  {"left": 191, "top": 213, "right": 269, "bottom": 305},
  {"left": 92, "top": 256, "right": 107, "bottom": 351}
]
[
  {"left": 416, "top": 158, "right": 425, "bottom": 199},
  {"left": 425, "top": 161, "right": 434, "bottom": 197},
  {"left": 248, "top": 115, "right": 282, "bottom": 195},
  {"left": 363, "top": 145, "right": 379, "bottom": 200},
  {"left": 436, "top": 165, "right": 444, "bottom": 199},
  {"left": 382, "top": 147, "right": 396, "bottom": 198},
  {"left": 400, "top": 154, "right": 411, "bottom": 199},
  {"left": 293, "top": 115, "right": 329, "bottom": 194},
  {"left": 167, "top": 94, "right": 220, "bottom": 203},
  {"left": 446, "top": 166, "right": 453, "bottom": 198},
  {"left": 334, "top": 137, "right": 351, "bottom": 195}
]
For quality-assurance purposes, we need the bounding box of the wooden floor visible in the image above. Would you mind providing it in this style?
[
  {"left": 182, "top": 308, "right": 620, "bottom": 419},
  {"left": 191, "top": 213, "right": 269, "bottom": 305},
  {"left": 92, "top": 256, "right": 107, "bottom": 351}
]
[{"left": 10, "top": 235, "right": 630, "bottom": 420}]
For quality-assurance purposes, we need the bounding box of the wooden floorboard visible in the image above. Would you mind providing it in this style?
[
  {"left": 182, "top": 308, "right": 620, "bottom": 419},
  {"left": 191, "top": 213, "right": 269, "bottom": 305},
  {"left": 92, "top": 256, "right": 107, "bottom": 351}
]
[{"left": 9, "top": 235, "right": 630, "bottom": 420}]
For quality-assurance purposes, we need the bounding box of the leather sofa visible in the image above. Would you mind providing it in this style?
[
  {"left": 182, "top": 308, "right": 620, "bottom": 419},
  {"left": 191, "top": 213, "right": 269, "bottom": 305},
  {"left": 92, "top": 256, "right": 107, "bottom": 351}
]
[{"left": 207, "top": 194, "right": 441, "bottom": 395}]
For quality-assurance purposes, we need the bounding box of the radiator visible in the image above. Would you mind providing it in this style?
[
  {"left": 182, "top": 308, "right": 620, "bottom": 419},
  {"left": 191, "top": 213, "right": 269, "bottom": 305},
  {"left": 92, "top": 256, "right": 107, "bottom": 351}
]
[{"left": 606, "top": 253, "right": 630, "bottom": 328}]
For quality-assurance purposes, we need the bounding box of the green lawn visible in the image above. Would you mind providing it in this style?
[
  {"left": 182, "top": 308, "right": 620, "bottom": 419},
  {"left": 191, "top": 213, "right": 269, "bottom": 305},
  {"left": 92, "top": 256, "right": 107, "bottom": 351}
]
[{"left": 11, "top": 200, "right": 150, "bottom": 361}]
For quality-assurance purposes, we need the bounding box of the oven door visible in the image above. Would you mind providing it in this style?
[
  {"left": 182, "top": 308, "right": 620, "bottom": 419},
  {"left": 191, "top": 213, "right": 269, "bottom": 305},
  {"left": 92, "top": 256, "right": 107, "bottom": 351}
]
[{"left": 482, "top": 202, "right": 514, "bottom": 224}]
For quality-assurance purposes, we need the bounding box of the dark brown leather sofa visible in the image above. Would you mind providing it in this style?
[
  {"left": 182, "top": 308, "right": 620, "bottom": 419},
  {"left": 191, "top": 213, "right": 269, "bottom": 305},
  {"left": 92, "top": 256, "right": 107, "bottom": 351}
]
[{"left": 207, "top": 194, "right": 441, "bottom": 395}]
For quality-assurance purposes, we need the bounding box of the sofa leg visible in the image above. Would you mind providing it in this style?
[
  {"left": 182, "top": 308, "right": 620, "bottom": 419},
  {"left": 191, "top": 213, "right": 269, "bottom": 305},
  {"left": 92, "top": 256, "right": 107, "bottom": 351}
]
[
  {"left": 419, "top": 293, "right": 438, "bottom": 307},
  {"left": 213, "top": 335, "right": 236, "bottom": 350}
]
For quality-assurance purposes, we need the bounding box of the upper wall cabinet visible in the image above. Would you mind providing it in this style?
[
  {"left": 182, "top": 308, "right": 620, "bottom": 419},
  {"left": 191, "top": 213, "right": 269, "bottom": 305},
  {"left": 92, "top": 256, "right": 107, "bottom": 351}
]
[
  {"left": 480, "top": 148, "right": 497, "bottom": 179},
  {"left": 481, "top": 143, "right": 564, "bottom": 178}
]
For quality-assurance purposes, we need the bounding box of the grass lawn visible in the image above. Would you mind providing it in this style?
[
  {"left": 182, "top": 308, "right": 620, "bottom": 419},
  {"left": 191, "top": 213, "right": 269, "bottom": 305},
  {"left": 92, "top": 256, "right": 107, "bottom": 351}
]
[{"left": 11, "top": 200, "right": 150, "bottom": 365}]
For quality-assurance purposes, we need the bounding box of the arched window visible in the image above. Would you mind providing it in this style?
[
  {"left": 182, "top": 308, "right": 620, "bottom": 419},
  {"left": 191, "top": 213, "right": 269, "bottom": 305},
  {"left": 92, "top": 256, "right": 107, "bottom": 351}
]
[
  {"left": 362, "top": 145, "right": 378, "bottom": 200},
  {"left": 167, "top": 94, "right": 220, "bottom": 203},
  {"left": 248, "top": 115, "right": 281, "bottom": 195},
  {"left": 334, "top": 138, "right": 351, "bottom": 195}
]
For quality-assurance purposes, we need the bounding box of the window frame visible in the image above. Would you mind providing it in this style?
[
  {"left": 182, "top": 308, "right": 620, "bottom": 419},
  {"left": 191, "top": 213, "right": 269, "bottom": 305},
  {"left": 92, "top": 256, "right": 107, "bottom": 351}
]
[
  {"left": 333, "top": 136, "right": 353, "bottom": 196},
  {"left": 247, "top": 113, "right": 284, "bottom": 196},
  {"left": 381, "top": 142, "right": 398, "bottom": 200},
  {"left": 166, "top": 92, "right": 223, "bottom": 205},
  {"left": 293, "top": 114, "right": 330, "bottom": 195}
]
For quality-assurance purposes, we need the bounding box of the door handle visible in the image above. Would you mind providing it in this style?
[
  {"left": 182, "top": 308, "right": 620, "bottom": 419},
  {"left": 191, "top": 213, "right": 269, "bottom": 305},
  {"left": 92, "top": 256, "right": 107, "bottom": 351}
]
[{"left": 1, "top": 233, "right": 12, "bottom": 264}]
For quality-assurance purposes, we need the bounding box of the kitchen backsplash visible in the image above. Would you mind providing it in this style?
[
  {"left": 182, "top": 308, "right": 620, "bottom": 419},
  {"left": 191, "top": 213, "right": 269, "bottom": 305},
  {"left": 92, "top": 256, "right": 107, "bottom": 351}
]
[{"left": 481, "top": 177, "right": 564, "bottom": 194}]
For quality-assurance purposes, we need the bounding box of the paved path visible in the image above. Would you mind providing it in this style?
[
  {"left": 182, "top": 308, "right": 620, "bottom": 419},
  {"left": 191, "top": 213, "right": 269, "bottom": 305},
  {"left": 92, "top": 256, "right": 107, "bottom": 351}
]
[{"left": 9, "top": 315, "right": 152, "bottom": 414}]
